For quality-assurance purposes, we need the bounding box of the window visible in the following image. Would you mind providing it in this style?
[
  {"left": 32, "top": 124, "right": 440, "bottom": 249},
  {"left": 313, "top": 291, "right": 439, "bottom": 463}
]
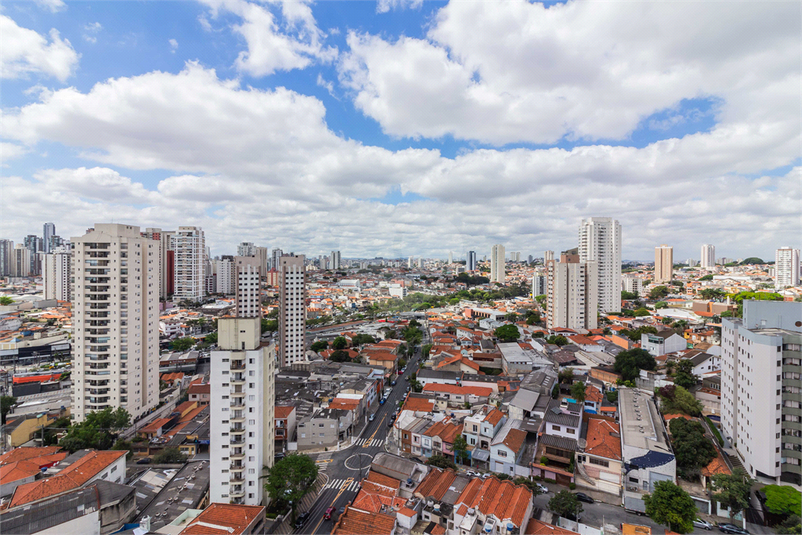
[
  {"left": 499, "top": 450, "right": 507, "bottom": 457},
  {"left": 589, "top": 457, "right": 609, "bottom": 468},
  {"left": 553, "top": 425, "right": 561, "bottom": 431}
]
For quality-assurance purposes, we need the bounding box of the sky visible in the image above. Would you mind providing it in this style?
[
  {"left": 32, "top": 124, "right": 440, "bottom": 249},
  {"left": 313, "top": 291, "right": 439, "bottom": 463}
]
[{"left": 1, "top": 0, "right": 800, "bottom": 261}]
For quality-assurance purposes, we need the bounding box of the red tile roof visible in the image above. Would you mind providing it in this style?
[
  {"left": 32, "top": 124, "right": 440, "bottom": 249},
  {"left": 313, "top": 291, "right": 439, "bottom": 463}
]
[
  {"left": 501, "top": 428, "right": 527, "bottom": 454},
  {"left": 275, "top": 405, "right": 296, "bottom": 419},
  {"left": 401, "top": 397, "right": 436, "bottom": 413},
  {"left": 584, "top": 385, "right": 603, "bottom": 404},
  {"left": 331, "top": 506, "right": 396, "bottom": 535},
  {"left": 459, "top": 476, "right": 532, "bottom": 527},
  {"left": 526, "top": 519, "right": 579, "bottom": 535},
  {"left": 365, "top": 470, "right": 401, "bottom": 490},
  {"left": 179, "top": 503, "right": 266, "bottom": 535},
  {"left": 139, "top": 417, "right": 172, "bottom": 434},
  {"left": 416, "top": 467, "right": 457, "bottom": 500},
  {"left": 485, "top": 408, "right": 504, "bottom": 426},
  {"left": 584, "top": 418, "right": 622, "bottom": 461},
  {"left": 0, "top": 447, "right": 62, "bottom": 466}
]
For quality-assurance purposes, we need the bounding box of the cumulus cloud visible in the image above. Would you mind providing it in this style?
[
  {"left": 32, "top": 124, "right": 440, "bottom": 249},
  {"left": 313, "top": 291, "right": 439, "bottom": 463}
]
[
  {"left": 83, "top": 22, "right": 102, "bottom": 44},
  {"left": 0, "top": 15, "right": 79, "bottom": 81},
  {"left": 339, "top": 1, "right": 800, "bottom": 145},
  {"left": 169, "top": 38, "right": 179, "bottom": 52},
  {"left": 201, "top": 0, "right": 337, "bottom": 76},
  {"left": 376, "top": 0, "right": 422, "bottom": 14},
  {"left": 33, "top": 0, "right": 66, "bottom": 13}
]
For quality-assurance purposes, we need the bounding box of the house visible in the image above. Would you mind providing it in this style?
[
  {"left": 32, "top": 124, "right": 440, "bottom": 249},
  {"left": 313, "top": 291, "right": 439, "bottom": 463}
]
[
  {"left": 498, "top": 342, "right": 550, "bottom": 375},
  {"left": 297, "top": 408, "right": 353, "bottom": 450},
  {"left": 576, "top": 417, "right": 623, "bottom": 495},
  {"left": 187, "top": 380, "right": 210, "bottom": 405},
  {"left": 1, "top": 411, "right": 62, "bottom": 449},
  {"left": 364, "top": 350, "right": 399, "bottom": 373},
  {"left": 685, "top": 351, "right": 721, "bottom": 375},
  {"left": 463, "top": 407, "right": 506, "bottom": 451},
  {"left": 422, "top": 383, "right": 493, "bottom": 408},
  {"left": 435, "top": 355, "right": 481, "bottom": 374},
  {"left": 331, "top": 505, "right": 396, "bottom": 535},
  {"left": 526, "top": 518, "right": 580, "bottom": 535},
  {"left": 583, "top": 384, "right": 604, "bottom": 414},
  {"left": 0, "top": 447, "right": 67, "bottom": 498},
  {"left": 489, "top": 420, "right": 528, "bottom": 477},
  {"left": 416, "top": 369, "right": 460, "bottom": 388},
  {"left": 275, "top": 405, "right": 297, "bottom": 449},
  {"left": 178, "top": 503, "right": 266, "bottom": 535},
  {"left": 641, "top": 330, "right": 687, "bottom": 357}
]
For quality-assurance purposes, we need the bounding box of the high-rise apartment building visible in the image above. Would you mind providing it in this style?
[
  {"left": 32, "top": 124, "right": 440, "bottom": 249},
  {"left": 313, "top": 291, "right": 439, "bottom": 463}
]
[
  {"left": 43, "top": 222, "right": 56, "bottom": 254},
  {"left": 235, "top": 256, "right": 262, "bottom": 318},
  {"left": 622, "top": 275, "right": 644, "bottom": 296},
  {"left": 490, "top": 244, "right": 506, "bottom": 284},
  {"left": 701, "top": 244, "right": 716, "bottom": 269},
  {"left": 467, "top": 251, "right": 477, "bottom": 272},
  {"left": 23, "top": 234, "right": 43, "bottom": 275},
  {"left": 43, "top": 246, "right": 71, "bottom": 301},
  {"left": 213, "top": 258, "right": 236, "bottom": 295},
  {"left": 417, "top": 258, "right": 424, "bottom": 269},
  {"left": 407, "top": 256, "right": 413, "bottom": 269},
  {"left": 70, "top": 224, "right": 159, "bottom": 422},
  {"left": 447, "top": 251, "right": 453, "bottom": 264},
  {"left": 721, "top": 301, "right": 801, "bottom": 484},
  {"left": 544, "top": 250, "right": 555, "bottom": 262},
  {"left": 546, "top": 252, "right": 598, "bottom": 331},
  {"left": 237, "top": 242, "right": 257, "bottom": 257},
  {"left": 331, "top": 250, "right": 341, "bottom": 270},
  {"left": 271, "top": 248, "right": 283, "bottom": 270},
  {"left": 11, "top": 244, "right": 31, "bottom": 278},
  {"left": 142, "top": 228, "right": 175, "bottom": 300},
  {"left": 686, "top": 259, "right": 697, "bottom": 267},
  {"left": 532, "top": 274, "right": 546, "bottom": 297},
  {"left": 210, "top": 318, "right": 275, "bottom": 505},
  {"left": 0, "top": 240, "right": 13, "bottom": 277},
  {"left": 174, "top": 226, "right": 205, "bottom": 301},
  {"left": 254, "top": 246, "right": 268, "bottom": 276},
  {"left": 775, "top": 247, "right": 800, "bottom": 290},
  {"left": 279, "top": 255, "right": 306, "bottom": 367},
  {"left": 579, "top": 217, "right": 622, "bottom": 313},
  {"left": 654, "top": 245, "right": 673, "bottom": 283}
]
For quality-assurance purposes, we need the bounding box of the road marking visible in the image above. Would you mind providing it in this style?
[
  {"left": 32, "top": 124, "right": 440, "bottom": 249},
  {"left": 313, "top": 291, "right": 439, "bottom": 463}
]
[
  {"left": 309, "top": 477, "right": 355, "bottom": 535},
  {"left": 315, "top": 459, "right": 333, "bottom": 463},
  {"left": 362, "top": 420, "right": 384, "bottom": 448}
]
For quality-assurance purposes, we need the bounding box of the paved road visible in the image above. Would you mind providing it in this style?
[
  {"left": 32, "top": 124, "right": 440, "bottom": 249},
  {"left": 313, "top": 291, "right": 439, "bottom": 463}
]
[{"left": 293, "top": 347, "right": 422, "bottom": 535}]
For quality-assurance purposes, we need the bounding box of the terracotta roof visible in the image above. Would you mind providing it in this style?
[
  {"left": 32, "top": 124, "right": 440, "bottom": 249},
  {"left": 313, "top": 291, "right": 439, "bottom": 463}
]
[
  {"left": 462, "top": 476, "right": 532, "bottom": 527},
  {"left": 526, "top": 518, "right": 580, "bottom": 535},
  {"left": 139, "top": 417, "right": 172, "bottom": 434},
  {"left": 485, "top": 408, "right": 504, "bottom": 426},
  {"left": 401, "top": 397, "right": 436, "bottom": 413},
  {"left": 331, "top": 506, "right": 396, "bottom": 535},
  {"left": 275, "top": 405, "right": 296, "bottom": 419},
  {"left": 416, "top": 468, "right": 457, "bottom": 500},
  {"left": 366, "top": 350, "right": 398, "bottom": 362},
  {"left": 0, "top": 460, "right": 44, "bottom": 485},
  {"left": 501, "top": 428, "right": 527, "bottom": 454},
  {"left": 584, "top": 418, "right": 622, "bottom": 461},
  {"left": 701, "top": 454, "right": 732, "bottom": 478},
  {"left": 0, "top": 447, "right": 62, "bottom": 466},
  {"left": 430, "top": 524, "right": 446, "bottom": 535},
  {"left": 584, "top": 385, "right": 604, "bottom": 404},
  {"left": 329, "top": 399, "right": 361, "bottom": 411},
  {"left": 351, "top": 489, "right": 385, "bottom": 513},
  {"left": 422, "top": 383, "right": 493, "bottom": 397},
  {"left": 188, "top": 383, "right": 210, "bottom": 394},
  {"left": 179, "top": 503, "right": 266, "bottom": 535},
  {"left": 365, "top": 470, "right": 401, "bottom": 490},
  {"left": 663, "top": 413, "right": 692, "bottom": 422},
  {"left": 398, "top": 506, "right": 417, "bottom": 518}
]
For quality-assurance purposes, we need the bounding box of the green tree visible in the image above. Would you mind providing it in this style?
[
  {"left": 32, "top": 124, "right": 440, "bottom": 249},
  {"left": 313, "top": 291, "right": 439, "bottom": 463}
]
[
  {"left": 763, "top": 485, "right": 802, "bottom": 516},
  {"left": 331, "top": 336, "right": 348, "bottom": 350},
  {"left": 777, "top": 516, "right": 802, "bottom": 535},
  {"left": 658, "top": 385, "right": 703, "bottom": 416},
  {"left": 59, "top": 407, "right": 131, "bottom": 452},
  {"left": 546, "top": 335, "right": 569, "bottom": 346},
  {"left": 570, "top": 381, "right": 586, "bottom": 403},
  {"left": 261, "top": 318, "right": 278, "bottom": 333},
  {"left": 673, "top": 359, "right": 698, "bottom": 390},
  {"left": 422, "top": 343, "right": 433, "bottom": 358},
  {"left": 452, "top": 435, "right": 469, "bottom": 464},
  {"left": 548, "top": 490, "right": 583, "bottom": 519},
  {"left": 551, "top": 383, "right": 560, "bottom": 399},
  {"left": 494, "top": 324, "right": 520, "bottom": 342},
  {"left": 621, "top": 290, "right": 639, "bottom": 300},
  {"left": 633, "top": 307, "right": 652, "bottom": 317},
  {"left": 711, "top": 468, "right": 755, "bottom": 518},
  {"left": 697, "top": 274, "right": 714, "bottom": 281},
  {"left": 153, "top": 447, "right": 187, "bottom": 464},
  {"left": 351, "top": 334, "right": 377, "bottom": 347},
  {"left": 669, "top": 418, "right": 716, "bottom": 478},
  {"left": 525, "top": 310, "right": 541, "bottom": 325},
  {"left": 558, "top": 368, "right": 575, "bottom": 384},
  {"left": 649, "top": 286, "right": 670, "bottom": 300},
  {"left": 111, "top": 438, "right": 134, "bottom": 460},
  {"left": 622, "top": 325, "right": 659, "bottom": 342},
  {"left": 613, "top": 348, "right": 657, "bottom": 381},
  {"left": 0, "top": 296, "right": 14, "bottom": 306},
  {"left": 403, "top": 326, "right": 423, "bottom": 345},
  {"left": 505, "top": 312, "right": 520, "bottom": 322},
  {"left": 606, "top": 390, "right": 618, "bottom": 404},
  {"left": 644, "top": 480, "right": 696, "bottom": 533},
  {"left": 171, "top": 337, "right": 195, "bottom": 352},
  {"left": 699, "top": 288, "right": 726, "bottom": 301},
  {"left": 654, "top": 301, "right": 668, "bottom": 309},
  {"left": 426, "top": 454, "right": 457, "bottom": 471},
  {"left": 310, "top": 340, "right": 328, "bottom": 353},
  {"left": 1, "top": 395, "right": 17, "bottom": 425},
  {"left": 264, "top": 454, "right": 319, "bottom": 520},
  {"left": 204, "top": 331, "right": 218, "bottom": 344},
  {"left": 329, "top": 350, "right": 351, "bottom": 362}
]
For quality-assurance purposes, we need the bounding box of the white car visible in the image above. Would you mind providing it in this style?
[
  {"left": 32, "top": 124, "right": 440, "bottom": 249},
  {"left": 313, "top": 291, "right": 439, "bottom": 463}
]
[
  {"left": 693, "top": 518, "right": 713, "bottom": 531},
  {"left": 535, "top": 483, "right": 549, "bottom": 494},
  {"left": 466, "top": 470, "right": 480, "bottom": 477}
]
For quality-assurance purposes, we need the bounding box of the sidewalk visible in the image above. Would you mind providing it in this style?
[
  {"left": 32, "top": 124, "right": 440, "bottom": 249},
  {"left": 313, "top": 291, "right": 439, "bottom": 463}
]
[{"left": 271, "top": 472, "right": 329, "bottom": 535}]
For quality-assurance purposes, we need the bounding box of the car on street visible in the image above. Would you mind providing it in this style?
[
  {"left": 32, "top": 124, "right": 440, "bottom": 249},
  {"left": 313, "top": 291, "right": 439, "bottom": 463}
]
[
  {"left": 466, "top": 470, "right": 479, "bottom": 477},
  {"left": 391, "top": 380, "right": 397, "bottom": 386},
  {"left": 717, "top": 524, "right": 748, "bottom": 534},
  {"left": 136, "top": 457, "right": 151, "bottom": 464},
  {"left": 388, "top": 419, "right": 394, "bottom": 427},
  {"left": 379, "top": 398, "right": 385, "bottom": 405},
  {"left": 369, "top": 414, "right": 375, "bottom": 421},
  {"left": 338, "top": 506, "right": 345, "bottom": 514},
  {"left": 324, "top": 507, "right": 335, "bottom": 520},
  {"left": 573, "top": 492, "right": 594, "bottom": 503},
  {"left": 694, "top": 519, "right": 713, "bottom": 530},
  {"left": 294, "top": 512, "right": 310, "bottom": 528},
  {"left": 535, "top": 483, "right": 549, "bottom": 494}
]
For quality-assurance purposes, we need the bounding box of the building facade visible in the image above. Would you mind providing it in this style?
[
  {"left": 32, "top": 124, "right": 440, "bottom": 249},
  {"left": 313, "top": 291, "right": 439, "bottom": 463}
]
[
  {"left": 210, "top": 318, "right": 276, "bottom": 505},
  {"left": 173, "top": 226, "right": 205, "bottom": 301},
  {"left": 142, "top": 228, "right": 175, "bottom": 300},
  {"left": 579, "top": 217, "right": 622, "bottom": 314},
  {"left": 43, "top": 222, "right": 56, "bottom": 254},
  {"left": 490, "top": 244, "right": 505, "bottom": 284},
  {"left": 279, "top": 254, "right": 306, "bottom": 367},
  {"left": 237, "top": 242, "right": 257, "bottom": 257},
  {"left": 235, "top": 256, "right": 262, "bottom": 318},
  {"left": 330, "top": 250, "right": 341, "bottom": 270},
  {"left": 701, "top": 244, "right": 716, "bottom": 269},
  {"left": 622, "top": 275, "right": 643, "bottom": 296},
  {"left": 213, "top": 258, "right": 236, "bottom": 295},
  {"left": 0, "top": 239, "right": 12, "bottom": 276},
  {"left": 654, "top": 245, "right": 673, "bottom": 283},
  {"left": 43, "top": 246, "right": 71, "bottom": 301},
  {"left": 531, "top": 274, "right": 546, "bottom": 297},
  {"left": 775, "top": 247, "right": 800, "bottom": 290},
  {"left": 467, "top": 250, "right": 477, "bottom": 271},
  {"left": 10, "top": 244, "right": 31, "bottom": 278},
  {"left": 721, "top": 301, "right": 801, "bottom": 484},
  {"left": 546, "top": 253, "right": 598, "bottom": 331},
  {"left": 70, "top": 224, "right": 160, "bottom": 422}
]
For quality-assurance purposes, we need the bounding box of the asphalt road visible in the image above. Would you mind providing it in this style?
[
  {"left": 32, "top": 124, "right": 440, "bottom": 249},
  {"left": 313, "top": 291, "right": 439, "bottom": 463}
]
[{"left": 293, "top": 346, "right": 422, "bottom": 535}]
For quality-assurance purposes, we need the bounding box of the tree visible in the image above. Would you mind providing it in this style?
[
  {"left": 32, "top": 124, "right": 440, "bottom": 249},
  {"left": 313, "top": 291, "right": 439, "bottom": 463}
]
[
  {"left": 654, "top": 301, "right": 668, "bottom": 309},
  {"left": 613, "top": 348, "right": 657, "bottom": 381},
  {"left": 0, "top": 296, "right": 14, "bottom": 306},
  {"left": 669, "top": 418, "right": 716, "bottom": 478},
  {"left": 673, "top": 359, "right": 698, "bottom": 390},
  {"left": 265, "top": 454, "right": 319, "bottom": 519},
  {"left": 658, "top": 385, "right": 703, "bottom": 416},
  {"left": 548, "top": 490, "right": 583, "bottom": 519},
  {"left": 111, "top": 438, "right": 134, "bottom": 460},
  {"left": 711, "top": 468, "right": 755, "bottom": 518},
  {"left": 153, "top": 447, "right": 187, "bottom": 464},
  {"left": 606, "top": 390, "right": 618, "bottom": 404},
  {"left": 329, "top": 350, "right": 351, "bottom": 362},
  {"left": 570, "top": 381, "right": 586, "bottom": 403},
  {"left": 261, "top": 318, "right": 278, "bottom": 332},
  {"left": 644, "top": 480, "right": 696, "bottom": 533},
  {"left": 546, "top": 335, "right": 569, "bottom": 346},
  {"left": 351, "top": 334, "right": 377, "bottom": 347},
  {"left": 699, "top": 288, "right": 726, "bottom": 301},
  {"left": 777, "top": 516, "right": 802, "bottom": 535},
  {"left": 403, "top": 326, "right": 423, "bottom": 345},
  {"left": 171, "top": 337, "right": 195, "bottom": 352},
  {"left": 558, "top": 368, "right": 575, "bottom": 384},
  {"left": 525, "top": 310, "right": 541, "bottom": 325},
  {"left": 551, "top": 384, "right": 560, "bottom": 399},
  {"left": 494, "top": 324, "right": 520, "bottom": 342},
  {"left": 622, "top": 325, "right": 658, "bottom": 342},
  {"left": 204, "top": 331, "right": 218, "bottom": 344},
  {"left": 697, "top": 274, "right": 714, "bottom": 281},
  {"left": 452, "top": 435, "right": 469, "bottom": 464},
  {"left": 763, "top": 485, "right": 802, "bottom": 516},
  {"left": 59, "top": 407, "right": 131, "bottom": 452},
  {"left": 505, "top": 312, "right": 520, "bottom": 322},
  {"left": 311, "top": 340, "right": 328, "bottom": 353},
  {"left": 332, "top": 336, "right": 348, "bottom": 350},
  {"left": 633, "top": 307, "right": 652, "bottom": 317},
  {"left": 422, "top": 343, "right": 432, "bottom": 358},
  {"left": 426, "top": 454, "right": 457, "bottom": 471},
  {"left": 649, "top": 286, "right": 670, "bottom": 300},
  {"left": 1, "top": 395, "right": 17, "bottom": 425},
  {"left": 621, "top": 290, "right": 639, "bottom": 300}
]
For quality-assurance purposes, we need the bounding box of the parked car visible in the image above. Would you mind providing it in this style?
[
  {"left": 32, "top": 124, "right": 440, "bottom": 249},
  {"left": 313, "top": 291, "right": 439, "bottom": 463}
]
[
  {"left": 379, "top": 398, "right": 386, "bottom": 405},
  {"left": 535, "top": 483, "right": 549, "bottom": 494},
  {"left": 573, "top": 492, "right": 594, "bottom": 504},
  {"left": 369, "top": 414, "right": 375, "bottom": 422},
  {"left": 391, "top": 380, "right": 397, "bottom": 386},
  {"left": 338, "top": 506, "right": 345, "bottom": 514},
  {"left": 718, "top": 524, "right": 748, "bottom": 534},
  {"left": 294, "top": 512, "right": 310, "bottom": 528},
  {"left": 387, "top": 419, "right": 394, "bottom": 427},
  {"left": 324, "top": 507, "right": 335, "bottom": 520},
  {"left": 466, "top": 470, "right": 479, "bottom": 477},
  {"left": 136, "top": 457, "right": 152, "bottom": 464},
  {"left": 694, "top": 519, "right": 713, "bottom": 530}
]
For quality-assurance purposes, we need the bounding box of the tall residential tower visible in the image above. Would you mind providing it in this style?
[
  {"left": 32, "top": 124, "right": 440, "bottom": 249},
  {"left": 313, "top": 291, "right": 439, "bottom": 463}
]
[
  {"left": 490, "top": 244, "right": 505, "bottom": 284},
  {"left": 546, "top": 252, "right": 598, "bottom": 331},
  {"left": 174, "top": 226, "right": 205, "bottom": 301},
  {"left": 579, "top": 217, "right": 622, "bottom": 313},
  {"left": 775, "top": 247, "right": 800, "bottom": 290},
  {"left": 279, "top": 255, "right": 306, "bottom": 367},
  {"left": 654, "top": 245, "right": 673, "bottom": 283},
  {"left": 700, "top": 244, "right": 716, "bottom": 269}
]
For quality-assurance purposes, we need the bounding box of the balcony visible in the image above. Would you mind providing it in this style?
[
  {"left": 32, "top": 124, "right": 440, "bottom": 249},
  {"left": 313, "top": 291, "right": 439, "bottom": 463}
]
[
  {"left": 230, "top": 400, "right": 245, "bottom": 408},
  {"left": 231, "top": 389, "right": 245, "bottom": 398},
  {"left": 230, "top": 375, "right": 246, "bottom": 386},
  {"left": 230, "top": 464, "right": 245, "bottom": 473},
  {"left": 231, "top": 415, "right": 246, "bottom": 424},
  {"left": 230, "top": 426, "right": 246, "bottom": 435},
  {"left": 230, "top": 451, "right": 245, "bottom": 461},
  {"left": 229, "top": 487, "right": 245, "bottom": 498},
  {"left": 230, "top": 437, "right": 245, "bottom": 445},
  {"left": 230, "top": 363, "right": 246, "bottom": 371}
]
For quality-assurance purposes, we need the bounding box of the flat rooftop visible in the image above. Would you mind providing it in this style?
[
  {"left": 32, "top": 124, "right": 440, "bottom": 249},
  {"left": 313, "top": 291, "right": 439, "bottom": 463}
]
[{"left": 618, "top": 388, "right": 672, "bottom": 454}]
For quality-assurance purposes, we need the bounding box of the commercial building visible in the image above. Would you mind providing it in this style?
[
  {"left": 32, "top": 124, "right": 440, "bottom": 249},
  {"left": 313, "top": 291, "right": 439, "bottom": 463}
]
[
  {"left": 43, "top": 222, "right": 55, "bottom": 254},
  {"left": 43, "top": 245, "right": 71, "bottom": 302},
  {"left": 721, "top": 301, "right": 802, "bottom": 484},
  {"left": 70, "top": 224, "right": 160, "bottom": 422},
  {"left": 490, "top": 244, "right": 506, "bottom": 284},
  {"left": 174, "top": 226, "right": 205, "bottom": 301},
  {"left": 235, "top": 256, "right": 262, "bottom": 318},
  {"left": 210, "top": 318, "right": 276, "bottom": 505},
  {"left": 654, "top": 245, "right": 673, "bottom": 283},
  {"left": 279, "top": 254, "right": 306, "bottom": 367},
  {"left": 775, "top": 247, "right": 800, "bottom": 290},
  {"left": 467, "top": 250, "right": 477, "bottom": 272},
  {"left": 579, "top": 217, "right": 622, "bottom": 313},
  {"left": 546, "top": 252, "right": 598, "bottom": 331},
  {"left": 701, "top": 244, "right": 716, "bottom": 269}
]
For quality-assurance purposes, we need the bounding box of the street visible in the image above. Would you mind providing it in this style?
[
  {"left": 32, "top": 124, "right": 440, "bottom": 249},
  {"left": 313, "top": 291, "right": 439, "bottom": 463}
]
[{"left": 292, "top": 345, "right": 423, "bottom": 535}]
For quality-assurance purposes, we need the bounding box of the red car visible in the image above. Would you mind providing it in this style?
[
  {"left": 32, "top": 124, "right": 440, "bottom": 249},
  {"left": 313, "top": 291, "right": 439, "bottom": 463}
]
[{"left": 324, "top": 507, "right": 335, "bottom": 520}]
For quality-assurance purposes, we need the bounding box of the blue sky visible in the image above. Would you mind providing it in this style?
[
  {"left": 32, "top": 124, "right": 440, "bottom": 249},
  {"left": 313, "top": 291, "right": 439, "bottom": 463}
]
[{"left": 1, "top": 0, "right": 800, "bottom": 259}]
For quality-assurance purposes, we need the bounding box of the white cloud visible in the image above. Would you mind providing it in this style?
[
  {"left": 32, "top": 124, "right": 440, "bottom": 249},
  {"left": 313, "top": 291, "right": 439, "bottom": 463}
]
[
  {"left": 33, "top": 0, "right": 66, "bottom": 13},
  {"left": 376, "top": 0, "right": 422, "bottom": 15},
  {"left": 0, "top": 15, "right": 79, "bottom": 81},
  {"left": 316, "top": 73, "right": 335, "bottom": 97},
  {"left": 0, "top": 142, "right": 29, "bottom": 164},
  {"left": 83, "top": 22, "right": 102, "bottom": 44},
  {"left": 201, "top": 0, "right": 337, "bottom": 77},
  {"left": 339, "top": 1, "right": 800, "bottom": 146},
  {"left": 169, "top": 38, "right": 179, "bottom": 53}
]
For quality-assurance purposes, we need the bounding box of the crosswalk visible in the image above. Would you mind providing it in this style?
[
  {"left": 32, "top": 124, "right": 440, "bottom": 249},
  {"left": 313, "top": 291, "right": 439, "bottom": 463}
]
[
  {"left": 353, "top": 438, "right": 384, "bottom": 447},
  {"left": 323, "top": 478, "right": 361, "bottom": 492}
]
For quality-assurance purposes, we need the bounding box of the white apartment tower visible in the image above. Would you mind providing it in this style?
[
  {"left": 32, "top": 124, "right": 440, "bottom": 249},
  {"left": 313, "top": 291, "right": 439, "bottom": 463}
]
[
  {"left": 71, "top": 224, "right": 159, "bottom": 422},
  {"left": 43, "top": 222, "right": 56, "bottom": 254},
  {"left": 490, "top": 244, "right": 506, "bottom": 284},
  {"left": 579, "top": 217, "right": 622, "bottom": 313},
  {"left": 544, "top": 250, "right": 554, "bottom": 262},
  {"left": 213, "top": 258, "right": 236, "bottom": 295},
  {"left": 142, "top": 228, "right": 175, "bottom": 300},
  {"left": 43, "top": 245, "right": 71, "bottom": 301},
  {"left": 210, "top": 318, "right": 276, "bottom": 505},
  {"left": 174, "top": 226, "right": 205, "bottom": 301},
  {"left": 237, "top": 242, "right": 257, "bottom": 257},
  {"left": 467, "top": 251, "right": 477, "bottom": 271},
  {"left": 721, "top": 301, "right": 802, "bottom": 484},
  {"left": 331, "top": 250, "right": 341, "bottom": 270},
  {"left": 622, "top": 275, "right": 644, "bottom": 296},
  {"left": 235, "top": 256, "right": 262, "bottom": 318},
  {"left": 11, "top": 244, "right": 31, "bottom": 278},
  {"left": 546, "top": 253, "right": 598, "bottom": 331},
  {"left": 701, "top": 244, "right": 716, "bottom": 269},
  {"left": 279, "top": 255, "right": 306, "bottom": 367},
  {"left": 654, "top": 245, "right": 673, "bottom": 283},
  {"left": 775, "top": 247, "right": 800, "bottom": 290},
  {"left": 271, "top": 248, "right": 283, "bottom": 270},
  {"left": 0, "top": 240, "right": 13, "bottom": 277},
  {"left": 532, "top": 274, "right": 546, "bottom": 297}
]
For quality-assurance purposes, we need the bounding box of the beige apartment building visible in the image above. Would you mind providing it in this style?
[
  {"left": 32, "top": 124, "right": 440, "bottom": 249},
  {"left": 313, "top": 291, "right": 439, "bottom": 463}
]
[
  {"left": 654, "top": 244, "right": 673, "bottom": 283},
  {"left": 173, "top": 226, "right": 205, "bottom": 301},
  {"left": 279, "top": 254, "right": 306, "bottom": 367},
  {"left": 546, "top": 252, "right": 598, "bottom": 331}
]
